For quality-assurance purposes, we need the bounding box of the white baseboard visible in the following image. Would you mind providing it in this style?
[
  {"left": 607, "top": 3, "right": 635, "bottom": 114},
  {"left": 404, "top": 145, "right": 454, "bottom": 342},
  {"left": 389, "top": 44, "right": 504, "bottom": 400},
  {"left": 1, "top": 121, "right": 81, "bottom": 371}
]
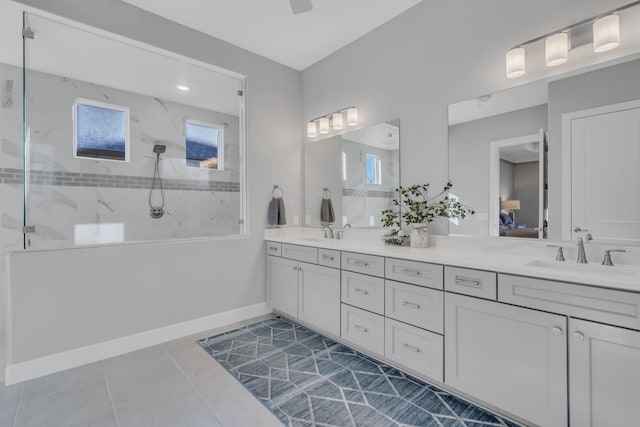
[{"left": 4, "top": 302, "right": 271, "bottom": 385}]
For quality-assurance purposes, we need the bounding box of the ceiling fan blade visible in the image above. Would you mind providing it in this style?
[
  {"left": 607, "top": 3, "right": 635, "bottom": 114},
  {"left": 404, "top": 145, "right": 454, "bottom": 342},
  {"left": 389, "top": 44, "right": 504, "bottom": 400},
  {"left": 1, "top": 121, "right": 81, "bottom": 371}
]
[{"left": 289, "top": 0, "right": 313, "bottom": 15}]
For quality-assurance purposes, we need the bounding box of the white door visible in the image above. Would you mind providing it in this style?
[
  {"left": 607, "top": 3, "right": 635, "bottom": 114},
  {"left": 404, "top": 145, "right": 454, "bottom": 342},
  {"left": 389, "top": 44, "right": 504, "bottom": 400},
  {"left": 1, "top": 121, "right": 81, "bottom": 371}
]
[
  {"left": 267, "top": 256, "right": 299, "bottom": 318},
  {"left": 444, "top": 293, "right": 567, "bottom": 427},
  {"left": 566, "top": 102, "right": 640, "bottom": 242},
  {"left": 569, "top": 318, "right": 640, "bottom": 427},
  {"left": 298, "top": 262, "right": 340, "bottom": 336}
]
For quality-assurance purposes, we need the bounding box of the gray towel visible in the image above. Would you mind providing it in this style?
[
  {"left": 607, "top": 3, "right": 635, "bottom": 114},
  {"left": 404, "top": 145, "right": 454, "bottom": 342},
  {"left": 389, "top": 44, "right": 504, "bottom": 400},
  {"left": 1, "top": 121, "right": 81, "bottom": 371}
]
[
  {"left": 268, "top": 197, "right": 287, "bottom": 226},
  {"left": 277, "top": 197, "right": 286, "bottom": 225},
  {"left": 320, "top": 198, "right": 335, "bottom": 223},
  {"left": 268, "top": 197, "right": 279, "bottom": 225}
]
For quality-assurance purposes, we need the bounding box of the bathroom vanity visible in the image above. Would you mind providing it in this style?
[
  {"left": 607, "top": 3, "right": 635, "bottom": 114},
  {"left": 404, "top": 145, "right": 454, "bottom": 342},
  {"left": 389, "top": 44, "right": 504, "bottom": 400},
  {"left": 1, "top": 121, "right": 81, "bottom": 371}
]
[{"left": 265, "top": 230, "right": 640, "bottom": 427}]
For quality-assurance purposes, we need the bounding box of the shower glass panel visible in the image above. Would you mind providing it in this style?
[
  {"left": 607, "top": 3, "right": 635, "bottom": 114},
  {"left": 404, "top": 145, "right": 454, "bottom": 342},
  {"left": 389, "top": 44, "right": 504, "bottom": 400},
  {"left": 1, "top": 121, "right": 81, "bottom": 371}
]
[{"left": 19, "top": 12, "right": 246, "bottom": 249}]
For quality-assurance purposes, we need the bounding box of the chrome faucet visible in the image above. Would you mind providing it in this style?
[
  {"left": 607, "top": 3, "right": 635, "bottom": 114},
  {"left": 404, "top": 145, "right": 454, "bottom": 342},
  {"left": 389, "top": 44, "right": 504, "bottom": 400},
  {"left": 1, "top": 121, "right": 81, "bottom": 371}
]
[
  {"left": 322, "top": 224, "right": 334, "bottom": 239},
  {"left": 602, "top": 249, "right": 626, "bottom": 266},
  {"left": 576, "top": 237, "right": 588, "bottom": 263}
]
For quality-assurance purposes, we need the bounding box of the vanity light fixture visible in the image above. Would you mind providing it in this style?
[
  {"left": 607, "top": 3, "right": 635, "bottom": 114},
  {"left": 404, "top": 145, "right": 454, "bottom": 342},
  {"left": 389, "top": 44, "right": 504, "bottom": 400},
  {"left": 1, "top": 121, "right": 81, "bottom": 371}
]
[
  {"left": 307, "top": 121, "right": 317, "bottom": 138},
  {"left": 346, "top": 107, "right": 359, "bottom": 126},
  {"left": 506, "top": 47, "right": 526, "bottom": 78},
  {"left": 318, "top": 117, "right": 330, "bottom": 134},
  {"left": 332, "top": 113, "right": 344, "bottom": 130},
  {"left": 176, "top": 84, "right": 191, "bottom": 91},
  {"left": 545, "top": 32, "right": 569, "bottom": 67},
  {"left": 504, "top": 1, "right": 639, "bottom": 78},
  {"left": 593, "top": 15, "right": 620, "bottom": 52},
  {"left": 306, "top": 106, "right": 358, "bottom": 138}
]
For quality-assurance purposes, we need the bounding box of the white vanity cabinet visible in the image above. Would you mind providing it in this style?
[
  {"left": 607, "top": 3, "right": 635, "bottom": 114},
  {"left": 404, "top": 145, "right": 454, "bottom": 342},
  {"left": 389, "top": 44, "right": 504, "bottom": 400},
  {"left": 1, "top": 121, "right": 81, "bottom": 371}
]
[
  {"left": 444, "top": 292, "right": 568, "bottom": 427},
  {"left": 267, "top": 242, "right": 340, "bottom": 336},
  {"left": 267, "top": 256, "right": 299, "bottom": 318},
  {"left": 569, "top": 318, "right": 640, "bottom": 426},
  {"left": 298, "top": 263, "right": 341, "bottom": 336}
]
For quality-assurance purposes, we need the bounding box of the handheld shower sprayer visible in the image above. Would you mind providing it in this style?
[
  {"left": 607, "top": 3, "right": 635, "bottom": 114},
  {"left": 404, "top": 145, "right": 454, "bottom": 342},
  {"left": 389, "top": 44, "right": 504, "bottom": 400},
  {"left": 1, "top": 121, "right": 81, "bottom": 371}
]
[{"left": 149, "top": 144, "right": 167, "bottom": 219}]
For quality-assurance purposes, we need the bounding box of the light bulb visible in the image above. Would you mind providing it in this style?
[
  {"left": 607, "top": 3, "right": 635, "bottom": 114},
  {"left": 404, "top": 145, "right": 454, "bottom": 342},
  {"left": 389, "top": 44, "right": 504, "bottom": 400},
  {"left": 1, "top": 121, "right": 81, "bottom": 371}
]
[
  {"left": 332, "top": 113, "right": 344, "bottom": 130},
  {"left": 318, "top": 117, "right": 330, "bottom": 134},
  {"left": 545, "top": 33, "right": 569, "bottom": 67},
  {"left": 593, "top": 15, "right": 620, "bottom": 53},
  {"left": 307, "top": 121, "right": 317, "bottom": 138},
  {"left": 506, "top": 47, "right": 526, "bottom": 78},
  {"left": 346, "top": 107, "right": 358, "bottom": 126}
]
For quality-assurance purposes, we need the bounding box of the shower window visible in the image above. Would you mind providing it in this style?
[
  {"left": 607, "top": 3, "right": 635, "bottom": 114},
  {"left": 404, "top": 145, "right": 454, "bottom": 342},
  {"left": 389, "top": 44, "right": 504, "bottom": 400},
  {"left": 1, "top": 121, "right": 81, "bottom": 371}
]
[
  {"left": 186, "top": 120, "right": 224, "bottom": 169},
  {"left": 73, "top": 98, "right": 130, "bottom": 161}
]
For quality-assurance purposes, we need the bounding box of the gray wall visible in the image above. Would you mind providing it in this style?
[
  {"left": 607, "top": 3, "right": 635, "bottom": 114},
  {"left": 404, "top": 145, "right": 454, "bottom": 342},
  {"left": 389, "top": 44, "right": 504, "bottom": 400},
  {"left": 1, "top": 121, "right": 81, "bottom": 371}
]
[
  {"left": 302, "top": 0, "right": 631, "bottom": 236},
  {"left": 448, "top": 105, "right": 547, "bottom": 236},
  {"left": 513, "top": 161, "right": 540, "bottom": 228},
  {"left": 5, "top": 0, "right": 302, "bottom": 367},
  {"left": 500, "top": 160, "right": 514, "bottom": 202},
  {"left": 547, "top": 58, "right": 640, "bottom": 238}
]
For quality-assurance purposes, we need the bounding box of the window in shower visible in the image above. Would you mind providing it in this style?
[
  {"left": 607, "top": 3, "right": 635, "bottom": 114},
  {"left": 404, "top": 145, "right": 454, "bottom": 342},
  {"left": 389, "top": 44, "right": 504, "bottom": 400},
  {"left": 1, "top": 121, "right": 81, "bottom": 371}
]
[
  {"left": 73, "top": 98, "right": 130, "bottom": 161},
  {"left": 186, "top": 120, "right": 224, "bottom": 169}
]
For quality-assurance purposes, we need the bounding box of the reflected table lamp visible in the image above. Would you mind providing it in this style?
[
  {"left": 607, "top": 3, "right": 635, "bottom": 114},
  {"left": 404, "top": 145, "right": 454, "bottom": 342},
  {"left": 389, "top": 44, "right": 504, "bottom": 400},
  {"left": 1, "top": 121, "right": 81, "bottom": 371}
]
[{"left": 501, "top": 199, "right": 521, "bottom": 223}]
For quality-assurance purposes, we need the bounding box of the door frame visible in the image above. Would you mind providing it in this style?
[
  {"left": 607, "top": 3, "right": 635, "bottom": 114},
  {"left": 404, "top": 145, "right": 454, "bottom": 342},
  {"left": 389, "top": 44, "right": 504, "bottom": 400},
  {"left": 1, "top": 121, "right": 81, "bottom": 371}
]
[
  {"left": 561, "top": 99, "right": 640, "bottom": 241},
  {"left": 488, "top": 130, "right": 545, "bottom": 237}
]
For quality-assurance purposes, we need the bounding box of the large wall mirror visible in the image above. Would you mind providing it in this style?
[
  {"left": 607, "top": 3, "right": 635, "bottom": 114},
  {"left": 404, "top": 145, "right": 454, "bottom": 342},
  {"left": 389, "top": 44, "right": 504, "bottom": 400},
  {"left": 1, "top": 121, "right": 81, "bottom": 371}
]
[
  {"left": 304, "top": 119, "right": 400, "bottom": 228},
  {"left": 448, "top": 55, "right": 640, "bottom": 244}
]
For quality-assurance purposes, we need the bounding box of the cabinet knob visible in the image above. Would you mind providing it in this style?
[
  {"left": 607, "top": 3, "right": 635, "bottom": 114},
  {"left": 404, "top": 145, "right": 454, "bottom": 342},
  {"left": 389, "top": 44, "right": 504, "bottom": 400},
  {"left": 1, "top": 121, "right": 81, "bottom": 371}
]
[
  {"left": 552, "top": 326, "right": 563, "bottom": 336},
  {"left": 573, "top": 331, "right": 585, "bottom": 341}
]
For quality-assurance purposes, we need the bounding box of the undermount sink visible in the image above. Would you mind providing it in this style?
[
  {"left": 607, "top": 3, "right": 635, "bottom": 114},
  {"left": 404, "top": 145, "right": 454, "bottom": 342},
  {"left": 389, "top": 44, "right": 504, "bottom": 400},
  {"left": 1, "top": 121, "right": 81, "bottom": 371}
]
[
  {"left": 297, "top": 236, "right": 324, "bottom": 242},
  {"left": 524, "top": 259, "right": 640, "bottom": 278}
]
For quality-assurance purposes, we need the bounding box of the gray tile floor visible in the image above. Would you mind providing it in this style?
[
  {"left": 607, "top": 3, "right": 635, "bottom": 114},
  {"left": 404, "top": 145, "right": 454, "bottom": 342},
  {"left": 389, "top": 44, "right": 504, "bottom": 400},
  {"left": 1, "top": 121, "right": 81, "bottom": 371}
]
[{"left": 0, "top": 315, "right": 283, "bottom": 427}]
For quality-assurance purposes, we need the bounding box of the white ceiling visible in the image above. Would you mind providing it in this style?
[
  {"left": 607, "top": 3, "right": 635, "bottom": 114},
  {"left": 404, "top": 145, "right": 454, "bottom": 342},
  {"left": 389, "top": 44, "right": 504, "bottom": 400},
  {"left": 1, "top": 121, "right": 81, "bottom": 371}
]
[
  {"left": 342, "top": 122, "right": 399, "bottom": 151},
  {"left": 120, "top": 0, "right": 423, "bottom": 70}
]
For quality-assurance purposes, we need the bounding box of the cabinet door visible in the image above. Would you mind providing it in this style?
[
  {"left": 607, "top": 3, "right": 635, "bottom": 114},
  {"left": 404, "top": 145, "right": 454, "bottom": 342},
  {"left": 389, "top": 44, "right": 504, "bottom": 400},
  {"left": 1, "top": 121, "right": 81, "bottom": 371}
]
[
  {"left": 298, "top": 262, "right": 341, "bottom": 336},
  {"left": 444, "top": 293, "right": 567, "bottom": 427},
  {"left": 267, "top": 256, "right": 299, "bottom": 318},
  {"left": 570, "top": 319, "right": 640, "bottom": 427}
]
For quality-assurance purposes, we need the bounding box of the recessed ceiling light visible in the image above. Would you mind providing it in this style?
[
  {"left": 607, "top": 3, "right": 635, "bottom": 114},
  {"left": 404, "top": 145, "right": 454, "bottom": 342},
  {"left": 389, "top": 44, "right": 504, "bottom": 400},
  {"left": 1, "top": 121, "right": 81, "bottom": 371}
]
[{"left": 176, "top": 84, "right": 191, "bottom": 91}]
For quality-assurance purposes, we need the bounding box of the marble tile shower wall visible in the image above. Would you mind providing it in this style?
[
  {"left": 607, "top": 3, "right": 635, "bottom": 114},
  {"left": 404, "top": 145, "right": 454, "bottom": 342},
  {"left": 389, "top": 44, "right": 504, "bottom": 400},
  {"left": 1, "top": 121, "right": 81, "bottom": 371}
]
[{"left": 0, "top": 63, "right": 242, "bottom": 250}]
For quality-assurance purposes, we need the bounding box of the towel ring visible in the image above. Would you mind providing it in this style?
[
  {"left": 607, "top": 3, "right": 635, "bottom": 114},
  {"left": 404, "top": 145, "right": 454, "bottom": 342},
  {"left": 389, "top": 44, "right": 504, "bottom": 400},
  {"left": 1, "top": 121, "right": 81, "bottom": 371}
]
[
  {"left": 272, "top": 185, "right": 284, "bottom": 198},
  {"left": 323, "top": 188, "right": 332, "bottom": 198}
]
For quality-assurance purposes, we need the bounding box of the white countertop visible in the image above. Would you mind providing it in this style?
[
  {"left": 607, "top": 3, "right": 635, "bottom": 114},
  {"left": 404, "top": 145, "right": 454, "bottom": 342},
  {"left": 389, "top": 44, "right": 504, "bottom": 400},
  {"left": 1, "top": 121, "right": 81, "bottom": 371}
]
[{"left": 265, "top": 229, "right": 640, "bottom": 293}]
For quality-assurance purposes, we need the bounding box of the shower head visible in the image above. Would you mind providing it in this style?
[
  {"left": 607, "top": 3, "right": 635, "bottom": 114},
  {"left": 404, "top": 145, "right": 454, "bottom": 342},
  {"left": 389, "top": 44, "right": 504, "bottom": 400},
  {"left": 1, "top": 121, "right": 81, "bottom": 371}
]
[{"left": 153, "top": 144, "right": 166, "bottom": 155}]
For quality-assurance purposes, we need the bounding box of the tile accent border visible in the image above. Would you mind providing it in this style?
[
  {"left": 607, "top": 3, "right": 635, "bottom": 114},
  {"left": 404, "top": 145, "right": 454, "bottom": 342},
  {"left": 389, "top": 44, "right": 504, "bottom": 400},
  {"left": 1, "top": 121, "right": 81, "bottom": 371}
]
[
  {"left": 0, "top": 168, "right": 240, "bottom": 192},
  {"left": 343, "top": 188, "right": 395, "bottom": 198}
]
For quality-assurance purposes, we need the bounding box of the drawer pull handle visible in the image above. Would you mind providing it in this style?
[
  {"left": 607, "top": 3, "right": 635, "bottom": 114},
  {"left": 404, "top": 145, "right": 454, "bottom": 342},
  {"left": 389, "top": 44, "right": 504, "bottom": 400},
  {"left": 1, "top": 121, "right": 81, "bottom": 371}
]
[
  {"left": 402, "top": 343, "right": 421, "bottom": 353},
  {"left": 354, "top": 260, "right": 369, "bottom": 267},
  {"left": 353, "top": 325, "right": 368, "bottom": 333},
  {"left": 401, "top": 301, "right": 421, "bottom": 310},
  {"left": 552, "top": 326, "right": 563, "bottom": 336},
  {"left": 269, "top": 246, "right": 278, "bottom": 251},
  {"left": 322, "top": 254, "right": 335, "bottom": 261},
  {"left": 354, "top": 288, "right": 369, "bottom": 295},
  {"left": 455, "top": 276, "right": 481, "bottom": 287},
  {"left": 573, "top": 331, "right": 585, "bottom": 342},
  {"left": 402, "top": 268, "right": 421, "bottom": 276}
]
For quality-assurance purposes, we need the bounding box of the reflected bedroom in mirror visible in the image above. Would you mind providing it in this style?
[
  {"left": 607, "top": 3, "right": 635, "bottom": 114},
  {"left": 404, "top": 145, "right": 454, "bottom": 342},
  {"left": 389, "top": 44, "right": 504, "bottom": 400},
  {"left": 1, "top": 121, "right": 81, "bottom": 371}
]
[
  {"left": 448, "top": 53, "right": 640, "bottom": 244},
  {"left": 304, "top": 119, "right": 400, "bottom": 228}
]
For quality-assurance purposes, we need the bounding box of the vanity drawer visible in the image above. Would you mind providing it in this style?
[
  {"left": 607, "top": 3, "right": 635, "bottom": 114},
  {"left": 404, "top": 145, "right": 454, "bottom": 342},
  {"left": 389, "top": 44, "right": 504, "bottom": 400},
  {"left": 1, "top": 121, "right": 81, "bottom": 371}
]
[
  {"left": 266, "top": 241, "right": 282, "bottom": 257},
  {"left": 341, "top": 304, "right": 385, "bottom": 355},
  {"left": 342, "top": 252, "right": 385, "bottom": 277},
  {"left": 282, "top": 244, "right": 318, "bottom": 264},
  {"left": 385, "top": 258, "right": 443, "bottom": 290},
  {"left": 341, "top": 271, "right": 385, "bottom": 315},
  {"left": 499, "top": 274, "right": 640, "bottom": 330},
  {"left": 385, "top": 318, "right": 443, "bottom": 382},
  {"left": 385, "top": 280, "right": 443, "bottom": 333},
  {"left": 318, "top": 249, "right": 341, "bottom": 268},
  {"left": 445, "top": 266, "right": 497, "bottom": 300}
]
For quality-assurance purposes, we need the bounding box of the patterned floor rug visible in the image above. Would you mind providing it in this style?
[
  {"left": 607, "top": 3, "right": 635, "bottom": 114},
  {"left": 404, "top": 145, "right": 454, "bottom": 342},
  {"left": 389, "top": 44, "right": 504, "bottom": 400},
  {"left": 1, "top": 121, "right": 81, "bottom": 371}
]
[{"left": 198, "top": 317, "right": 521, "bottom": 427}]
